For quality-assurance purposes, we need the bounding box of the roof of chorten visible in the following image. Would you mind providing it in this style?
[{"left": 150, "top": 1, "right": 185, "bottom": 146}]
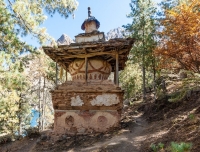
[{"left": 42, "top": 38, "right": 134, "bottom": 72}]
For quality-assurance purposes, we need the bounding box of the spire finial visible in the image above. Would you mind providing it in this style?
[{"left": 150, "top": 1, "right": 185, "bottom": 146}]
[{"left": 88, "top": 7, "right": 91, "bottom": 18}]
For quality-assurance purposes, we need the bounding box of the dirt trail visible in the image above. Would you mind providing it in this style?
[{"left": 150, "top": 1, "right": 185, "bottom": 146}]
[
  {"left": 0, "top": 137, "right": 37, "bottom": 152},
  {"left": 0, "top": 112, "right": 148, "bottom": 152},
  {"left": 72, "top": 113, "right": 148, "bottom": 152}
]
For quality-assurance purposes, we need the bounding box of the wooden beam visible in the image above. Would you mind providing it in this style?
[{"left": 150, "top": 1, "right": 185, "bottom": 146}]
[
  {"left": 61, "top": 51, "right": 116, "bottom": 59},
  {"left": 116, "top": 52, "right": 119, "bottom": 86},
  {"left": 52, "top": 89, "right": 124, "bottom": 93},
  {"left": 46, "top": 49, "right": 128, "bottom": 60},
  {"left": 42, "top": 38, "right": 134, "bottom": 51},
  {"left": 58, "top": 44, "right": 98, "bottom": 50}
]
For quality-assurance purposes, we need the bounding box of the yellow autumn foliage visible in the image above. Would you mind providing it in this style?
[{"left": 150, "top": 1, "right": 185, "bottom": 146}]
[{"left": 155, "top": 0, "right": 200, "bottom": 73}]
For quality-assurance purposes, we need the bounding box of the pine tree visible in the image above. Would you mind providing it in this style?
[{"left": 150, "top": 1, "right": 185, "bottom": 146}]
[
  {"left": 0, "top": 0, "right": 78, "bottom": 134},
  {"left": 123, "top": 0, "right": 157, "bottom": 99}
]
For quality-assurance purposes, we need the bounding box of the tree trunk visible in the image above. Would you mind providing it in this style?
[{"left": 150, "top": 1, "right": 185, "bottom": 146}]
[
  {"left": 142, "top": 62, "right": 146, "bottom": 100},
  {"left": 18, "top": 97, "right": 22, "bottom": 135},
  {"left": 142, "top": 18, "right": 146, "bottom": 100},
  {"left": 153, "top": 57, "right": 156, "bottom": 91},
  {"left": 38, "top": 76, "right": 41, "bottom": 131},
  {"left": 116, "top": 52, "right": 119, "bottom": 86},
  {"left": 42, "top": 77, "right": 46, "bottom": 130}
]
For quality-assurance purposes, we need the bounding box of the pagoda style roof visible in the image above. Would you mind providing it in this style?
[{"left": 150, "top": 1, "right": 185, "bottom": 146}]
[{"left": 42, "top": 38, "right": 134, "bottom": 72}]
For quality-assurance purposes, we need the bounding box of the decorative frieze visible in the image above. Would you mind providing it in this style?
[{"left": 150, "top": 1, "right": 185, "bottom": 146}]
[
  {"left": 54, "top": 110, "right": 120, "bottom": 134},
  {"left": 69, "top": 58, "right": 112, "bottom": 82}
]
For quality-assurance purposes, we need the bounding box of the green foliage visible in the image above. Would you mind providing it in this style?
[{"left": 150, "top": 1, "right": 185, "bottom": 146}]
[
  {"left": 150, "top": 142, "right": 165, "bottom": 152},
  {"left": 159, "top": 0, "right": 179, "bottom": 11},
  {"left": 168, "top": 90, "right": 187, "bottom": 102},
  {"left": 188, "top": 114, "right": 195, "bottom": 120},
  {"left": 0, "top": 59, "right": 31, "bottom": 134},
  {"left": 123, "top": 0, "right": 158, "bottom": 98},
  {"left": 0, "top": 2, "right": 32, "bottom": 62},
  {"left": 1, "top": 0, "right": 78, "bottom": 46},
  {"left": 0, "top": 48, "right": 32, "bottom": 134},
  {"left": 123, "top": 0, "right": 157, "bottom": 66},
  {"left": 182, "top": 72, "right": 200, "bottom": 89},
  {"left": 169, "top": 142, "right": 192, "bottom": 152},
  {"left": 46, "top": 59, "right": 56, "bottom": 81},
  {"left": 120, "top": 62, "right": 155, "bottom": 99},
  {"left": 0, "top": 91, "right": 31, "bottom": 134},
  {"left": 0, "top": 0, "right": 77, "bottom": 134},
  {"left": 120, "top": 62, "right": 142, "bottom": 99},
  {"left": 168, "top": 72, "right": 200, "bottom": 102},
  {"left": 150, "top": 142, "right": 192, "bottom": 152}
]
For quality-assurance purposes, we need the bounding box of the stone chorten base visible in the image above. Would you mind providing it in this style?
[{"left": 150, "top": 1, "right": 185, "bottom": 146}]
[
  {"left": 54, "top": 110, "right": 120, "bottom": 134},
  {"left": 51, "top": 80, "right": 123, "bottom": 134}
]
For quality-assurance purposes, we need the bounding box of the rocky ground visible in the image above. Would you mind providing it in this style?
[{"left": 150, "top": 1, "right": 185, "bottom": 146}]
[{"left": 1, "top": 84, "right": 200, "bottom": 152}]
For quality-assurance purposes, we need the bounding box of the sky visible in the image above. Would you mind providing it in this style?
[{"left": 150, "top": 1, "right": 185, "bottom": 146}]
[{"left": 24, "top": 0, "right": 161, "bottom": 48}]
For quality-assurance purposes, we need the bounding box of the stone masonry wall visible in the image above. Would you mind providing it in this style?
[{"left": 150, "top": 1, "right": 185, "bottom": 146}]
[
  {"left": 52, "top": 91, "right": 123, "bottom": 111},
  {"left": 51, "top": 81, "right": 124, "bottom": 134}
]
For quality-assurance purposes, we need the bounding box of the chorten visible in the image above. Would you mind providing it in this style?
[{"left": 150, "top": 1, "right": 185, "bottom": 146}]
[{"left": 43, "top": 7, "right": 134, "bottom": 134}]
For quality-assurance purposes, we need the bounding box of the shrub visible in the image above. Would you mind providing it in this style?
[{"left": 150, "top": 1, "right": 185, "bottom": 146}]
[
  {"left": 25, "top": 127, "right": 40, "bottom": 138},
  {"left": 150, "top": 142, "right": 164, "bottom": 152},
  {"left": 0, "top": 134, "right": 12, "bottom": 144},
  {"left": 169, "top": 142, "right": 192, "bottom": 152}
]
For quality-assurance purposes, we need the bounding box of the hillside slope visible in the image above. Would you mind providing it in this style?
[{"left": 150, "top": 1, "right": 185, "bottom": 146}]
[{"left": 0, "top": 76, "right": 200, "bottom": 152}]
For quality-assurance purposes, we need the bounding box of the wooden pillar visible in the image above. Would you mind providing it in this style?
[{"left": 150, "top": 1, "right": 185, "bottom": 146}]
[
  {"left": 85, "top": 57, "right": 88, "bottom": 85},
  {"left": 56, "top": 62, "right": 58, "bottom": 86},
  {"left": 115, "top": 52, "right": 119, "bottom": 86},
  {"left": 66, "top": 69, "right": 68, "bottom": 82},
  {"left": 114, "top": 67, "right": 116, "bottom": 84}
]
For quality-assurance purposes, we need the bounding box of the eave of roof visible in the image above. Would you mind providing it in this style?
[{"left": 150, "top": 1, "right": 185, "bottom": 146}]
[{"left": 42, "top": 38, "right": 134, "bottom": 72}]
